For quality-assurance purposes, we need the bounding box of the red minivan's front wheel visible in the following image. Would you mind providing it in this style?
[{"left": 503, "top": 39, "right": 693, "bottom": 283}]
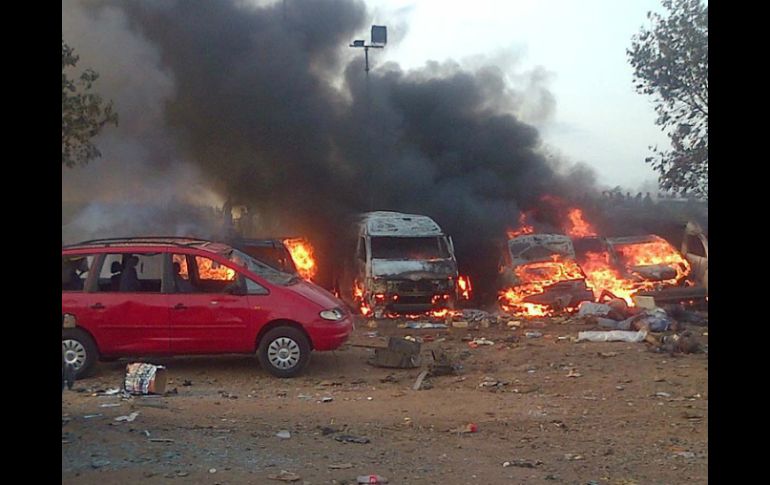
[
  {"left": 257, "top": 326, "right": 310, "bottom": 378},
  {"left": 62, "top": 328, "right": 99, "bottom": 379}
]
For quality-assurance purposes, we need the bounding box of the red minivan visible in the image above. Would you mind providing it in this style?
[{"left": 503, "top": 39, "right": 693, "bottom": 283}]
[{"left": 61, "top": 237, "right": 353, "bottom": 378}]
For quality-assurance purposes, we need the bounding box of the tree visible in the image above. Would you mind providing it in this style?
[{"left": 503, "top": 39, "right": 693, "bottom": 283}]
[
  {"left": 62, "top": 40, "right": 118, "bottom": 168},
  {"left": 628, "top": 0, "right": 708, "bottom": 198}
]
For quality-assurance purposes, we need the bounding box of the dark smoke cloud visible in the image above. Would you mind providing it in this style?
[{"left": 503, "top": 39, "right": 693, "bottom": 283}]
[{"left": 64, "top": 0, "right": 604, "bottom": 297}]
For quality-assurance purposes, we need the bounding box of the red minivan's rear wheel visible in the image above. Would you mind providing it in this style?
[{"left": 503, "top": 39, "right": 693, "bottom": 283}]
[
  {"left": 257, "top": 326, "right": 310, "bottom": 378},
  {"left": 62, "top": 328, "right": 99, "bottom": 379}
]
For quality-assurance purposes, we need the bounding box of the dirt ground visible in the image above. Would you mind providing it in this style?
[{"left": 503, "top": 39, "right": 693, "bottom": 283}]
[{"left": 62, "top": 315, "right": 708, "bottom": 484}]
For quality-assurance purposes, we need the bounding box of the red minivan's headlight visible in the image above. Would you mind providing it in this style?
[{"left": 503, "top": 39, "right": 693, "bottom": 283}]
[{"left": 320, "top": 308, "right": 344, "bottom": 321}]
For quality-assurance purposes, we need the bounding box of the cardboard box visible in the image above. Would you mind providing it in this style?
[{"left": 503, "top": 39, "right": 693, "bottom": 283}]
[{"left": 124, "top": 363, "right": 167, "bottom": 395}]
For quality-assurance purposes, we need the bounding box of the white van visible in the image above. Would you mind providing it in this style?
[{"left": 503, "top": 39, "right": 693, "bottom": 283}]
[{"left": 340, "top": 211, "right": 459, "bottom": 317}]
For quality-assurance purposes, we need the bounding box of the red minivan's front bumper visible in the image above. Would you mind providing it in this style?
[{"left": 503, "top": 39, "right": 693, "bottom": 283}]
[{"left": 307, "top": 315, "right": 354, "bottom": 351}]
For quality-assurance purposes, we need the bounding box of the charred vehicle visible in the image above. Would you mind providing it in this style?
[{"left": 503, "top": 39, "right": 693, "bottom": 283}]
[
  {"left": 498, "top": 234, "right": 594, "bottom": 316},
  {"left": 681, "top": 221, "right": 708, "bottom": 294},
  {"left": 571, "top": 232, "right": 704, "bottom": 305},
  {"left": 344, "top": 211, "right": 459, "bottom": 317}
]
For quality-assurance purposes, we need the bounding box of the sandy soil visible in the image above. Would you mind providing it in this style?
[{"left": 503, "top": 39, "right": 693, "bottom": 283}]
[{"left": 62, "top": 316, "right": 708, "bottom": 484}]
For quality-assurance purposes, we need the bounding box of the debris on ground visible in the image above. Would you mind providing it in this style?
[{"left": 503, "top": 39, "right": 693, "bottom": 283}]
[
  {"left": 428, "top": 349, "right": 463, "bottom": 376},
  {"left": 114, "top": 412, "right": 139, "bottom": 423},
  {"left": 124, "top": 363, "right": 167, "bottom": 395},
  {"left": 404, "top": 322, "right": 447, "bottom": 329},
  {"left": 624, "top": 308, "right": 676, "bottom": 333},
  {"left": 563, "top": 453, "right": 584, "bottom": 461},
  {"left": 525, "top": 331, "right": 543, "bottom": 338},
  {"left": 655, "top": 331, "right": 702, "bottom": 354},
  {"left": 370, "top": 337, "right": 421, "bottom": 368},
  {"left": 276, "top": 430, "right": 291, "bottom": 439},
  {"left": 578, "top": 302, "right": 612, "bottom": 317},
  {"left": 334, "top": 434, "right": 371, "bottom": 444},
  {"left": 268, "top": 470, "right": 302, "bottom": 482},
  {"left": 577, "top": 330, "right": 648, "bottom": 343},
  {"left": 503, "top": 459, "right": 543, "bottom": 468},
  {"left": 328, "top": 463, "right": 354, "bottom": 469},
  {"left": 448, "top": 422, "right": 478, "bottom": 434},
  {"left": 412, "top": 370, "right": 430, "bottom": 391},
  {"left": 357, "top": 474, "right": 388, "bottom": 484},
  {"left": 468, "top": 337, "right": 495, "bottom": 348},
  {"left": 478, "top": 376, "right": 509, "bottom": 390}
]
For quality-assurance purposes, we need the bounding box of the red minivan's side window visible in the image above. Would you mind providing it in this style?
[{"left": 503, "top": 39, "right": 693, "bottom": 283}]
[
  {"left": 62, "top": 255, "right": 95, "bottom": 291},
  {"left": 192, "top": 255, "right": 237, "bottom": 293},
  {"left": 95, "top": 253, "right": 165, "bottom": 293}
]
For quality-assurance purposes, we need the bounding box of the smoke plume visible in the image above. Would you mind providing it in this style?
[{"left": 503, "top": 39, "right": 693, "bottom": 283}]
[{"left": 63, "top": 0, "right": 603, "bottom": 296}]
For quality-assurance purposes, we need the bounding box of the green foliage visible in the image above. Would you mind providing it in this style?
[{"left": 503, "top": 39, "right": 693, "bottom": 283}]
[
  {"left": 62, "top": 40, "right": 118, "bottom": 168},
  {"left": 628, "top": 0, "right": 708, "bottom": 198}
]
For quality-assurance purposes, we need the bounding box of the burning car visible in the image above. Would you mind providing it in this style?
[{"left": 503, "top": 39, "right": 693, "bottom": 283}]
[
  {"left": 498, "top": 233, "right": 594, "bottom": 316},
  {"left": 342, "top": 211, "right": 459, "bottom": 317}
]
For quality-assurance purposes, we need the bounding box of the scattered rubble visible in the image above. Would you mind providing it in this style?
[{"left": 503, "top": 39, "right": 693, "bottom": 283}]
[
  {"left": 370, "top": 337, "right": 421, "bottom": 368},
  {"left": 578, "top": 330, "right": 648, "bottom": 343},
  {"left": 334, "top": 434, "right": 371, "bottom": 444},
  {"left": 268, "top": 470, "right": 302, "bottom": 482}
]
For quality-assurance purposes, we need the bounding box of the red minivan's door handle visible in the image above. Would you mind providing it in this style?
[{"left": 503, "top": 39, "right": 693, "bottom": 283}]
[
  {"left": 173, "top": 303, "right": 187, "bottom": 310},
  {"left": 90, "top": 303, "right": 105, "bottom": 310}
]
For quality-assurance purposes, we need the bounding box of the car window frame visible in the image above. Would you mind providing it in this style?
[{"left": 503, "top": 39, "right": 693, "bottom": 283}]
[
  {"left": 62, "top": 252, "right": 100, "bottom": 293},
  {"left": 90, "top": 250, "right": 170, "bottom": 294},
  {"left": 172, "top": 250, "right": 272, "bottom": 296}
]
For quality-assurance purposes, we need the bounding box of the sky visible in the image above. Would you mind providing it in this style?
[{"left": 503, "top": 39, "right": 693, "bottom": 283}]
[{"left": 360, "top": 0, "right": 670, "bottom": 190}]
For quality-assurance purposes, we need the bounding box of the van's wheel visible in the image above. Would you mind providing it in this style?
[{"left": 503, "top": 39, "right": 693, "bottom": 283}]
[
  {"left": 257, "top": 327, "right": 310, "bottom": 378},
  {"left": 62, "top": 328, "right": 98, "bottom": 379}
]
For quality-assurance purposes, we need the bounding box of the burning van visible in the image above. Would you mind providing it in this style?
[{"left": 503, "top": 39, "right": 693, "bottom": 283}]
[
  {"left": 572, "top": 233, "right": 698, "bottom": 305},
  {"left": 498, "top": 233, "right": 594, "bottom": 316},
  {"left": 344, "top": 211, "right": 459, "bottom": 317}
]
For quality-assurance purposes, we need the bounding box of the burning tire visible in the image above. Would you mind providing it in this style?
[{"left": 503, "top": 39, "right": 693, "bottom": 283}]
[
  {"left": 62, "top": 328, "right": 98, "bottom": 379},
  {"left": 257, "top": 326, "right": 310, "bottom": 378}
]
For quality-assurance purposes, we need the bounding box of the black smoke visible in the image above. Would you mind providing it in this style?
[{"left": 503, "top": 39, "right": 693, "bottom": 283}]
[{"left": 66, "top": 0, "right": 601, "bottom": 300}]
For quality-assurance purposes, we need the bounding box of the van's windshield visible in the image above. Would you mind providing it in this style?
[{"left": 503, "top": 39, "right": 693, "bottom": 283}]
[{"left": 370, "top": 237, "right": 450, "bottom": 260}]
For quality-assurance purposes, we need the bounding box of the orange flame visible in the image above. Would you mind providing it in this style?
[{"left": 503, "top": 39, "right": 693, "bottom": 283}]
[
  {"left": 507, "top": 213, "right": 534, "bottom": 239},
  {"left": 458, "top": 275, "right": 473, "bottom": 300},
  {"left": 498, "top": 255, "right": 585, "bottom": 317},
  {"left": 352, "top": 281, "right": 371, "bottom": 316},
  {"left": 195, "top": 256, "right": 236, "bottom": 281},
  {"left": 283, "top": 238, "right": 317, "bottom": 281},
  {"left": 565, "top": 208, "right": 597, "bottom": 238}
]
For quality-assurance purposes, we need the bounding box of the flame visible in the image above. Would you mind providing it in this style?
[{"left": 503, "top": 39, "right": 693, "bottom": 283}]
[
  {"left": 352, "top": 281, "right": 371, "bottom": 316},
  {"left": 283, "top": 238, "right": 317, "bottom": 281},
  {"left": 195, "top": 256, "right": 236, "bottom": 280},
  {"left": 501, "top": 203, "right": 692, "bottom": 313},
  {"left": 615, "top": 236, "right": 690, "bottom": 280},
  {"left": 565, "top": 208, "right": 597, "bottom": 237},
  {"left": 577, "top": 250, "right": 634, "bottom": 302},
  {"left": 576, "top": 236, "right": 691, "bottom": 305},
  {"left": 498, "top": 255, "right": 585, "bottom": 317},
  {"left": 458, "top": 275, "right": 472, "bottom": 300},
  {"left": 507, "top": 213, "right": 534, "bottom": 239}
]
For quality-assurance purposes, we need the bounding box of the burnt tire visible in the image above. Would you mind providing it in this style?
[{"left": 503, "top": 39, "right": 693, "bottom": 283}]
[
  {"left": 257, "top": 326, "right": 311, "bottom": 378},
  {"left": 62, "top": 328, "right": 98, "bottom": 379}
]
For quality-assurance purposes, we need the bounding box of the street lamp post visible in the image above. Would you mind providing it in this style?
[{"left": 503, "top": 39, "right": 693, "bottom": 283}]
[{"left": 349, "top": 26, "right": 387, "bottom": 210}]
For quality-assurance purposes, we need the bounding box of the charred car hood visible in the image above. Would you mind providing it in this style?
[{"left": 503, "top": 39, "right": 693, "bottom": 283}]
[
  {"left": 371, "top": 259, "right": 458, "bottom": 280},
  {"left": 285, "top": 280, "right": 344, "bottom": 309}
]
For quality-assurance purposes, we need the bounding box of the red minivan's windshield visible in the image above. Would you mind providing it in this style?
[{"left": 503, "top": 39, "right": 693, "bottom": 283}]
[{"left": 228, "top": 249, "right": 298, "bottom": 286}]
